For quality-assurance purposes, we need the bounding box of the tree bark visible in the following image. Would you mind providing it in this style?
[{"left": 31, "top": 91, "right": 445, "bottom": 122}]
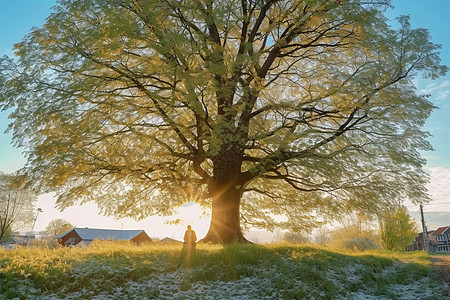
[
  {"left": 200, "top": 148, "right": 250, "bottom": 244},
  {"left": 201, "top": 182, "right": 248, "bottom": 243}
]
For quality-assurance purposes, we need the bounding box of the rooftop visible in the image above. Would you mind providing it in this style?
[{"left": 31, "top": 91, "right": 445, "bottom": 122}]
[
  {"left": 56, "top": 227, "right": 146, "bottom": 241},
  {"left": 432, "top": 226, "right": 450, "bottom": 235}
]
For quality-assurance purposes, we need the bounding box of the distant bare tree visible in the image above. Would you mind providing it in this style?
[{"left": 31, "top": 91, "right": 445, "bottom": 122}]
[
  {"left": 0, "top": 172, "right": 37, "bottom": 241},
  {"left": 45, "top": 219, "right": 73, "bottom": 238},
  {"left": 315, "top": 226, "right": 330, "bottom": 246}
]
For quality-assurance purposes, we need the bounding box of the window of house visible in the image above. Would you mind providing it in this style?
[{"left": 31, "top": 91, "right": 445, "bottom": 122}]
[{"left": 65, "top": 238, "right": 76, "bottom": 246}]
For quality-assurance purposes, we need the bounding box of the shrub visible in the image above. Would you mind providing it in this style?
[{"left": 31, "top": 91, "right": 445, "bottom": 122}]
[{"left": 343, "top": 237, "right": 381, "bottom": 251}]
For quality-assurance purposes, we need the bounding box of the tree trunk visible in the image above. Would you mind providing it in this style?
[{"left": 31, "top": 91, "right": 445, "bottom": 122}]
[
  {"left": 200, "top": 149, "right": 250, "bottom": 244},
  {"left": 201, "top": 182, "right": 248, "bottom": 243}
]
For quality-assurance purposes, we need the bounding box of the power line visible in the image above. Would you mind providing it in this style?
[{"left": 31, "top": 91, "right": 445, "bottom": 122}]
[
  {"left": 423, "top": 202, "right": 450, "bottom": 206},
  {"left": 426, "top": 217, "right": 450, "bottom": 222}
]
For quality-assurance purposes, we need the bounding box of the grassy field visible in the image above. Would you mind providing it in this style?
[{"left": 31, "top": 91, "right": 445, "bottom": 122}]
[{"left": 0, "top": 242, "right": 449, "bottom": 299}]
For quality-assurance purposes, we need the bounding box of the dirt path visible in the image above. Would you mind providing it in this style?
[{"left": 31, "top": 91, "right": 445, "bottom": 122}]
[{"left": 431, "top": 255, "right": 450, "bottom": 285}]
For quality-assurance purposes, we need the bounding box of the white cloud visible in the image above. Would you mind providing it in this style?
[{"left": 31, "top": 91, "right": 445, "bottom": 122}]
[
  {"left": 419, "top": 80, "right": 450, "bottom": 94},
  {"left": 424, "top": 166, "right": 450, "bottom": 212},
  {"left": 436, "top": 89, "right": 449, "bottom": 101},
  {"left": 419, "top": 80, "right": 450, "bottom": 104}
]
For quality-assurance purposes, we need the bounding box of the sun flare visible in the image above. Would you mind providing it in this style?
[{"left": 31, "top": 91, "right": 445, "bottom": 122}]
[{"left": 177, "top": 202, "right": 211, "bottom": 236}]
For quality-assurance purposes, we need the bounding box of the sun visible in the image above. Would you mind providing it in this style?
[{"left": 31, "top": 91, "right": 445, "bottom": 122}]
[{"left": 178, "top": 202, "right": 211, "bottom": 236}]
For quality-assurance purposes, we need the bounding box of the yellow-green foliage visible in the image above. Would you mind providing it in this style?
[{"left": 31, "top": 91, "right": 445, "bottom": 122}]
[
  {"left": 379, "top": 206, "right": 418, "bottom": 251},
  {"left": 1, "top": 0, "right": 447, "bottom": 238}
]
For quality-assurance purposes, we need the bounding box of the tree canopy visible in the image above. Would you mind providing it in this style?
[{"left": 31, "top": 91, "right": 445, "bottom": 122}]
[{"left": 0, "top": 0, "right": 447, "bottom": 242}]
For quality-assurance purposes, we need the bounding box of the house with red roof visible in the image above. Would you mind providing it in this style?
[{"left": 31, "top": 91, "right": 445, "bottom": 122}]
[
  {"left": 432, "top": 226, "right": 450, "bottom": 253},
  {"left": 55, "top": 227, "right": 152, "bottom": 246},
  {"left": 406, "top": 231, "right": 436, "bottom": 252}
]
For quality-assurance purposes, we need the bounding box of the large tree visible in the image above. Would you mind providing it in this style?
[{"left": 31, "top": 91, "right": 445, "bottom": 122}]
[
  {"left": 0, "top": 0, "right": 447, "bottom": 243},
  {"left": 0, "top": 172, "right": 37, "bottom": 241}
]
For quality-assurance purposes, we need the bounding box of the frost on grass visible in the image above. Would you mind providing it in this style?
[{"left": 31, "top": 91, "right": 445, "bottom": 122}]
[
  {"left": 126, "top": 270, "right": 280, "bottom": 300},
  {"left": 330, "top": 262, "right": 445, "bottom": 300},
  {"left": 36, "top": 260, "right": 448, "bottom": 300},
  {"left": 4, "top": 245, "right": 449, "bottom": 300}
]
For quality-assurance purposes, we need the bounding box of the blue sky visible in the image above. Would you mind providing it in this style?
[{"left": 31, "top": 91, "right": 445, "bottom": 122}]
[
  {"left": 0, "top": 0, "right": 449, "bottom": 233},
  {"left": 383, "top": 0, "right": 450, "bottom": 170},
  {"left": 0, "top": 0, "right": 55, "bottom": 172}
]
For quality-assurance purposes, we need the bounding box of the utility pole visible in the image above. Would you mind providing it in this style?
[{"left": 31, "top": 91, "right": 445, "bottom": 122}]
[
  {"left": 31, "top": 208, "right": 43, "bottom": 231},
  {"left": 420, "top": 204, "right": 428, "bottom": 252}
]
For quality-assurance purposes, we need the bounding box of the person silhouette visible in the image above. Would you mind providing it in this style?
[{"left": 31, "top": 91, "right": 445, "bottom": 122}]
[
  {"left": 183, "top": 225, "right": 197, "bottom": 249},
  {"left": 182, "top": 225, "right": 197, "bottom": 268}
]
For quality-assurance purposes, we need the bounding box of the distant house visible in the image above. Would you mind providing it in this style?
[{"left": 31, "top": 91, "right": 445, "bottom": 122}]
[
  {"left": 11, "top": 231, "right": 46, "bottom": 246},
  {"left": 158, "top": 237, "right": 182, "bottom": 244},
  {"left": 406, "top": 231, "right": 430, "bottom": 252},
  {"left": 55, "top": 227, "right": 152, "bottom": 246},
  {"left": 432, "top": 226, "right": 450, "bottom": 253},
  {"left": 407, "top": 226, "right": 450, "bottom": 253}
]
